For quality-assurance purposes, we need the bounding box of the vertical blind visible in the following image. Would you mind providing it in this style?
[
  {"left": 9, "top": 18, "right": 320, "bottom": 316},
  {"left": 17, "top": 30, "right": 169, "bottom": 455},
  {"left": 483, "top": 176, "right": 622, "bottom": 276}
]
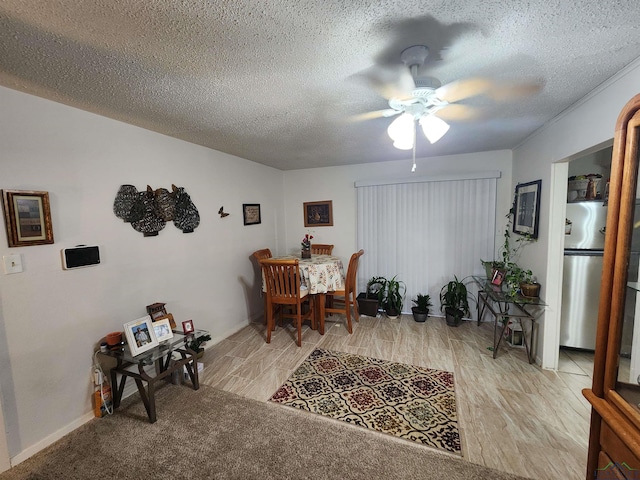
[{"left": 356, "top": 174, "right": 498, "bottom": 319}]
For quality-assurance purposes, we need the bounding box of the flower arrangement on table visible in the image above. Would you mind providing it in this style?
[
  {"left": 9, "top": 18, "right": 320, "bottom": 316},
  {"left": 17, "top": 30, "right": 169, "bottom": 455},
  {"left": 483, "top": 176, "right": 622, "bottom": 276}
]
[{"left": 301, "top": 233, "right": 313, "bottom": 250}]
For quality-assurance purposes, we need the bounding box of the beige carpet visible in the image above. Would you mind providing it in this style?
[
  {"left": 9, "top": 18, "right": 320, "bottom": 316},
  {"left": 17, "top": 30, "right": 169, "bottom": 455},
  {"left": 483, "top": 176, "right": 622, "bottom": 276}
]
[
  {"left": 270, "top": 348, "right": 460, "bottom": 454},
  {"left": 0, "top": 384, "right": 530, "bottom": 480}
]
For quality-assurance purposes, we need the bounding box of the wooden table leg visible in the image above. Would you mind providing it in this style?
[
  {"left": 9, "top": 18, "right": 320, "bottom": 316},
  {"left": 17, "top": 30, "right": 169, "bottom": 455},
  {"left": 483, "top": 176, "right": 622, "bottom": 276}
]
[{"left": 316, "top": 292, "right": 325, "bottom": 335}]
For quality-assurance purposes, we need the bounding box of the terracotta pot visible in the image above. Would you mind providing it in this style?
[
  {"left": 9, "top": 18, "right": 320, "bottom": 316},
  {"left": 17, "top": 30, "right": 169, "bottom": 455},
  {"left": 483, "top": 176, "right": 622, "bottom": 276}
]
[{"left": 106, "top": 331, "right": 122, "bottom": 346}]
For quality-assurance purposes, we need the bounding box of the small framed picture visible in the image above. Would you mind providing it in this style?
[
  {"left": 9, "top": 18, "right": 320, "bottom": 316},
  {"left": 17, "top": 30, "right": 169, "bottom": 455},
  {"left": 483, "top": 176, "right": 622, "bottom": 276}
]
[
  {"left": 2, "top": 190, "right": 54, "bottom": 247},
  {"left": 152, "top": 318, "right": 174, "bottom": 343},
  {"left": 146, "top": 302, "right": 167, "bottom": 319},
  {"left": 154, "top": 313, "right": 176, "bottom": 330},
  {"left": 243, "top": 204, "right": 261, "bottom": 225},
  {"left": 182, "top": 319, "right": 194, "bottom": 334},
  {"left": 303, "top": 200, "right": 333, "bottom": 227},
  {"left": 491, "top": 268, "right": 505, "bottom": 286},
  {"left": 513, "top": 180, "right": 541, "bottom": 239},
  {"left": 123, "top": 316, "right": 159, "bottom": 356}
]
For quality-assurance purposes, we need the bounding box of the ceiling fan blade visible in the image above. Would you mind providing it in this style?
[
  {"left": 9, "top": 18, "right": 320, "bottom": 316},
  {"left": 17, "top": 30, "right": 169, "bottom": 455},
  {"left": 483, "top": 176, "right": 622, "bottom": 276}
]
[
  {"left": 435, "top": 104, "right": 481, "bottom": 121},
  {"left": 485, "top": 80, "right": 544, "bottom": 102},
  {"left": 353, "top": 65, "right": 415, "bottom": 100},
  {"left": 347, "top": 109, "right": 399, "bottom": 122},
  {"left": 435, "top": 78, "right": 493, "bottom": 103}
]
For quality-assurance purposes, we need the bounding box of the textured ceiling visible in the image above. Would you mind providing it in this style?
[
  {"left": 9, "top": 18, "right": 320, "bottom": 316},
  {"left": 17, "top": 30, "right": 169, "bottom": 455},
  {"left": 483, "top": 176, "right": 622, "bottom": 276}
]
[{"left": 1, "top": 1, "right": 639, "bottom": 170}]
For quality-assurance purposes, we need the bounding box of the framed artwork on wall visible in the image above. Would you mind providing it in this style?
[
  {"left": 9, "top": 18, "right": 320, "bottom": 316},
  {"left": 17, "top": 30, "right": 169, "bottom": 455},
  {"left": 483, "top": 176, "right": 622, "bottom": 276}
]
[
  {"left": 123, "top": 316, "right": 159, "bottom": 356},
  {"left": 243, "top": 204, "right": 261, "bottom": 225},
  {"left": 2, "top": 190, "right": 54, "bottom": 247},
  {"left": 303, "top": 200, "right": 333, "bottom": 227},
  {"left": 513, "top": 180, "right": 542, "bottom": 239}
]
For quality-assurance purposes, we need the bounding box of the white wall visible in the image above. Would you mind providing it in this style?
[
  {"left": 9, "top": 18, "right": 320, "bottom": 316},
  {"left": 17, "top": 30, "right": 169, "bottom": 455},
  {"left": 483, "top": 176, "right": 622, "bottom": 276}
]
[
  {"left": 283, "top": 151, "right": 513, "bottom": 279},
  {"left": 0, "top": 86, "right": 284, "bottom": 462},
  {"left": 513, "top": 58, "right": 640, "bottom": 368}
]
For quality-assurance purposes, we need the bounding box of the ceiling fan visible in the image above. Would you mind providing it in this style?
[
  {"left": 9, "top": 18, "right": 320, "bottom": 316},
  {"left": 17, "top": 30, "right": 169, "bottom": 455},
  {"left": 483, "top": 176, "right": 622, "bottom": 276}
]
[{"left": 354, "top": 45, "right": 542, "bottom": 155}]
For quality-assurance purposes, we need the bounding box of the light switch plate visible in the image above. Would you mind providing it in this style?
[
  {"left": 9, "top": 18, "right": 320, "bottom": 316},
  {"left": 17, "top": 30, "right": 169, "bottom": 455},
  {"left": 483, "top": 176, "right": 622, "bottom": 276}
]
[{"left": 3, "top": 254, "right": 23, "bottom": 274}]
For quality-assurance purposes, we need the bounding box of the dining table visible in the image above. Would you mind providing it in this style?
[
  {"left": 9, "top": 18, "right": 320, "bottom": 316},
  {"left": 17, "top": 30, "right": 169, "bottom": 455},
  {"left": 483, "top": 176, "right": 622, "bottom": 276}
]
[{"left": 270, "top": 253, "right": 345, "bottom": 334}]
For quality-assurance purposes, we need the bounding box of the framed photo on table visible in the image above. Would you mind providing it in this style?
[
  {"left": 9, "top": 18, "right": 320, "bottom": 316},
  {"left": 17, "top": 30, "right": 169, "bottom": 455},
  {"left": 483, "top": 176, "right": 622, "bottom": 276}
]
[
  {"left": 243, "top": 204, "right": 261, "bottom": 225},
  {"left": 182, "top": 319, "right": 194, "bottom": 334},
  {"left": 303, "top": 200, "right": 333, "bottom": 227},
  {"left": 2, "top": 190, "right": 54, "bottom": 247},
  {"left": 152, "top": 318, "right": 174, "bottom": 343},
  {"left": 123, "top": 316, "right": 159, "bottom": 356},
  {"left": 513, "top": 180, "right": 541, "bottom": 239}
]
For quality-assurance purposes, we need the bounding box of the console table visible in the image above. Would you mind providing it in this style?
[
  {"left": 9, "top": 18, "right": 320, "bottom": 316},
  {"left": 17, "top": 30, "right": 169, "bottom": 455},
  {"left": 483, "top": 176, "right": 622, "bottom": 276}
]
[
  {"left": 473, "top": 276, "right": 546, "bottom": 364},
  {"left": 99, "top": 329, "right": 207, "bottom": 423}
]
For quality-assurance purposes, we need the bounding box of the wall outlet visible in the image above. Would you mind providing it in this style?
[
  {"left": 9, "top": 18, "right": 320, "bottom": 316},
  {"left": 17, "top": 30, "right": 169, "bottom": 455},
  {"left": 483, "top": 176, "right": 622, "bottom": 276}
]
[{"left": 3, "top": 254, "right": 23, "bottom": 274}]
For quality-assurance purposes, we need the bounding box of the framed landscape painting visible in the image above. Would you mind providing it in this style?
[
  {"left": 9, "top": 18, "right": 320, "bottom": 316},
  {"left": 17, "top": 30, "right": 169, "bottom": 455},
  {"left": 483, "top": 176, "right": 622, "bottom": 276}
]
[{"left": 2, "top": 190, "right": 54, "bottom": 247}]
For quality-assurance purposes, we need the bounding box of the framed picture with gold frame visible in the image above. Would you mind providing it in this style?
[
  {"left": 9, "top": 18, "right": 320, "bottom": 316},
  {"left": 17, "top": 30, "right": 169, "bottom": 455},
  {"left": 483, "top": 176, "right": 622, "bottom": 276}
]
[
  {"left": 303, "top": 200, "right": 333, "bottom": 227},
  {"left": 2, "top": 190, "right": 54, "bottom": 247}
]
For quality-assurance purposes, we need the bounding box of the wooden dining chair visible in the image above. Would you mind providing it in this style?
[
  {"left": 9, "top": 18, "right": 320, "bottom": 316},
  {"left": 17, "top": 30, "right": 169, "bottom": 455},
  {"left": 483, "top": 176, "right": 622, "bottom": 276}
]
[
  {"left": 311, "top": 244, "right": 334, "bottom": 255},
  {"left": 252, "top": 248, "right": 272, "bottom": 262},
  {"left": 324, "top": 249, "right": 364, "bottom": 333},
  {"left": 252, "top": 248, "right": 274, "bottom": 324},
  {"left": 260, "top": 258, "right": 316, "bottom": 347}
]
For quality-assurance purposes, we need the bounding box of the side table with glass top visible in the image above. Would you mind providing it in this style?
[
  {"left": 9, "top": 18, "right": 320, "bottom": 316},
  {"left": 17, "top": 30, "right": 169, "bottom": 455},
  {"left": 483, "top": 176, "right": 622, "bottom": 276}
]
[
  {"left": 473, "top": 276, "right": 546, "bottom": 363},
  {"left": 99, "top": 329, "right": 208, "bottom": 423}
]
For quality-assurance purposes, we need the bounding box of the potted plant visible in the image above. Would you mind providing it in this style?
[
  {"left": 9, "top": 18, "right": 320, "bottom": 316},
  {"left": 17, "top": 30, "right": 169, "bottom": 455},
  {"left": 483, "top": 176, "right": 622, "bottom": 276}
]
[
  {"left": 439, "top": 276, "right": 471, "bottom": 327},
  {"left": 505, "top": 264, "right": 540, "bottom": 297},
  {"left": 380, "top": 275, "right": 406, "bottom": 318},
  {"left": 356, "top": 276, "right": 385, "bottom": 317},
  {"left": 187, "top": 333, "right": 212, "bottom": 358},
  {"left": 411, "top": 293, "right": 432, "bottom": 322},
  {"left": 481, "top": 207, "right": 535, "bottom": 283}
]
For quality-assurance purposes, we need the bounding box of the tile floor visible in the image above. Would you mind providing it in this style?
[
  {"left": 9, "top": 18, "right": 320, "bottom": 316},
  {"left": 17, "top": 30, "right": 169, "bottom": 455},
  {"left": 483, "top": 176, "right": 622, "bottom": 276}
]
[{"left": 200, "top": 313, "right": 592, "bottom": 480}]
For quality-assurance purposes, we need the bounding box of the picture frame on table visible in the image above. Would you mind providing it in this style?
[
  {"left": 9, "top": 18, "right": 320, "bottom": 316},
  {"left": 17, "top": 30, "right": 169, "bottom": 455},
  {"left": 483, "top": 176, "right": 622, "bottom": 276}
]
[
  {"left": 152, "top": 318, "right": 174, "bottom": 343},
  {"left": 154, "top": 313, "right": 176, "bottom": 330},
  {"left": 2, "top": 190, "right": 54, "bottom": 247},
  {"left": 123, "top": 316, "right": 159, "bottom": 356},
  {"left": 146, "top": 302, "right": 167, "bottom": 319},
  {"left": 182, "top": 319, "right": 194, "bottom": 334},
  {"left": 242, "top": 204, "right": 261, "bottom": 225},
  {"left": 513, "top": 180, "right": 542, "bottom": 239},
  {"left": 303, "top": 200, "right": 333, "bottom": 227}
]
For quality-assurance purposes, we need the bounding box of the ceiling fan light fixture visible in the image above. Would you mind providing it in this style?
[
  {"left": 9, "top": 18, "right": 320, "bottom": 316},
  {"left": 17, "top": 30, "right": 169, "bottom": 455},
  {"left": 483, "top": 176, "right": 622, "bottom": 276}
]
[
  {"left": 419, "top": 114, "right": 450, "bottom": 144},
  {"left": 387, "top": 113, "right": 414, "bottom": 140},
  {"left": 393, "top": 138, "right": 414, "bottom": 150}
]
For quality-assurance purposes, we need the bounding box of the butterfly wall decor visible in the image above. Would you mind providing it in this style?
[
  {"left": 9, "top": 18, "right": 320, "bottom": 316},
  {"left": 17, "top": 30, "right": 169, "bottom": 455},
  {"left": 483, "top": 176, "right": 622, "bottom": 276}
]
[{"left": 218, "top": 206, "right": 229, "bottom": 218}]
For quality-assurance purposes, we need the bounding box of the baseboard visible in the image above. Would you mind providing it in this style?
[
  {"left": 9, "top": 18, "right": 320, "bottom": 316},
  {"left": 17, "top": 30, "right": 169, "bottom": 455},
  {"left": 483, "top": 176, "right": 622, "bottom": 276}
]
[
  {"left": 10, "top": 319, "right": 251, "bottom": 467},
  {"left": 10, "top": 411, "right": 95, "bottom": 467}
]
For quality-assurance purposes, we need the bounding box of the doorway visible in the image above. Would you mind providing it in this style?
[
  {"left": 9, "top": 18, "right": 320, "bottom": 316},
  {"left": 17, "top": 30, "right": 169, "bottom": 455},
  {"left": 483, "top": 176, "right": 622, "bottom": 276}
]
[{"left": 548, "top": 142, "right": 613, "bottom": 373}]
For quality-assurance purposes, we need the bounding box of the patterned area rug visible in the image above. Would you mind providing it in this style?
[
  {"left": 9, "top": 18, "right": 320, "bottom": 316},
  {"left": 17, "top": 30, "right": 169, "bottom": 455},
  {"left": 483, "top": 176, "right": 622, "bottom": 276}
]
[{"left": 270, "top": 348, "right": 461, "bottom": 454}]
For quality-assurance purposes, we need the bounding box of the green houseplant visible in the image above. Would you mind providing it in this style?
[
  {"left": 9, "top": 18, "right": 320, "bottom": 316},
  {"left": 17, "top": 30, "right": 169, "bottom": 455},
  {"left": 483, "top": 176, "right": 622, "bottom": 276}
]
[
  {"left": 411, "top": 293, "right": 432, "bottom": 322},
  {"left": 379, "top": 275, "right": 406, "bottom": 318},
  {"left": 481, "top": 208, "right": 535, "bottom": 283},
  {"left": 187, "top": 333, "right": 212, "bottom": 358},
  {"left": 439, "top": 276, "right": 471, "bottom": 327},
  {"left": 356, "top": 276, "right": 385, "bottom": 317}
]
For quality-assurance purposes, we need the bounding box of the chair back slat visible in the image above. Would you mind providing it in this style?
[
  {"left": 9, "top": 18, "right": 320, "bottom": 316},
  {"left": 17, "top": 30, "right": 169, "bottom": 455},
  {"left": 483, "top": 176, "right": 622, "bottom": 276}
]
[
  {"left": 260, "top": 258, "right": 301, "bottom": 305},
  {"left": 311, "top": 244, "right": 334, "bottom": 255}
]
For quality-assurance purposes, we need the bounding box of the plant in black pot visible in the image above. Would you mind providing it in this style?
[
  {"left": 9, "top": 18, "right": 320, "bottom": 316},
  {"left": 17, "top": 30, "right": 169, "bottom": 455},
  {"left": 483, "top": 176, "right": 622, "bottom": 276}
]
[
  {"left": 411, "top": 293, "right": 432, "bottom": 322},
  {"left": 439, "top": 276, "right": 471, "bottom": 327},
  {"left": 356, "top": 276, "right": 385, "bottom": 317},
  {"left": 187, "top": 333, "right": 212, "bottom": 358},
  {"left": 380, "top": 275, "right": 406, "bottom": 319}
]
